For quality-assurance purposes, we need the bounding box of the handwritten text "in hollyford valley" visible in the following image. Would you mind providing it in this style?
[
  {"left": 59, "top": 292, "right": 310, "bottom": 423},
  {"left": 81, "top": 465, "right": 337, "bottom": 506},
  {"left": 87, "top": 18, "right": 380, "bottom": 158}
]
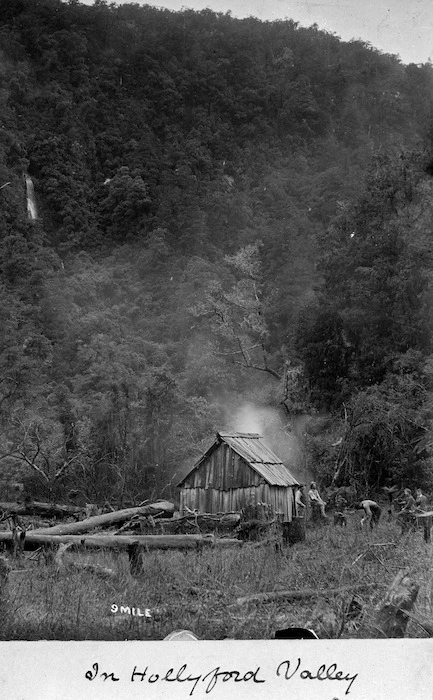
[{"left": 85, "top": 657, "right": 358, "bottom": 696}]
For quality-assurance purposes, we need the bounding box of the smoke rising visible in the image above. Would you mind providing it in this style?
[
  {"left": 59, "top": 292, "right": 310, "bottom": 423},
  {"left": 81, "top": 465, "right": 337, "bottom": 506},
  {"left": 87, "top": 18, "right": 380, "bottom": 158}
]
[{"left": 225, "top": 400, "right": 313, "bottom": 485}]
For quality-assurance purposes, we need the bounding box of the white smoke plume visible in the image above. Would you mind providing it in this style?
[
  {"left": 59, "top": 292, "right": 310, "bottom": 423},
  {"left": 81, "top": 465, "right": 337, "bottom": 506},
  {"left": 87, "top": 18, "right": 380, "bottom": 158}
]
[{"left": 225, "top": 400, "right": 313, "bottom": 485}]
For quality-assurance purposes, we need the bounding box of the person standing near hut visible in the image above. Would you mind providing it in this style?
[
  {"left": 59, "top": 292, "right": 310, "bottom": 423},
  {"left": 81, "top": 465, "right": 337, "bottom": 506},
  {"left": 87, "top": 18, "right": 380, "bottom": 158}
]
[
  {"left": 295, "top": 485, "right": 306, "bottom": 517},
  {"left": 308, "top": 482, "right": 327, "bottom": 519}
]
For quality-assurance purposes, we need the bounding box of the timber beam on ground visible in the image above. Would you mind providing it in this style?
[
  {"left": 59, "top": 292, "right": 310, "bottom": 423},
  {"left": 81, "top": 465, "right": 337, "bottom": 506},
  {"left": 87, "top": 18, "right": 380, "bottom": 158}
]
[
  {"left": 0, "top": 531, "right": 242, "bottom": 551},
  {"left": 0, "top": 501, "right": 84, "bottom": 518}
]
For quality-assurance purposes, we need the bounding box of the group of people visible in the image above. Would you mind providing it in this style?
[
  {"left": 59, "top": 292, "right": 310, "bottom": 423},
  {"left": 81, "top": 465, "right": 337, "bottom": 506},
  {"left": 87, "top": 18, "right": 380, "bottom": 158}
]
[
  {"left": 294, "top": 481, "right": 430, "bottom": 535},
  {"left": 394, "top": 487, "right": 431, "bottom": 538},
  {"left": 357, "top": 487, "right": 430, "bottom": 532},
  {"left": 295, "top": 481, "right": 327, "bottom": 519}
]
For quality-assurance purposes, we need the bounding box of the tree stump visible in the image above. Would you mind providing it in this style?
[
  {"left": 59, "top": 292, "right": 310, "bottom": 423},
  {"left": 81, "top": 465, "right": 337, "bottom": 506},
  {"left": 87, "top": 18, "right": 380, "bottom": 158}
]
[
  {"left": 43, "top": 545, "right": 57, "bottom": 566},
  {"left": 374, "top": 569, "right": 419, "bottom": 637},
  {"left": 128, "top": 543, "right": 145, "bottom": 576},
  {"left": 416, "top": 514, "right": 433, "bottom": 543},
  {"left": 283, "top": 517, "right": 306, "bottom": 545},
  {"left": 310, "top": 503, "right": 323, "bottom": 524},
  {"left": 12, "top": 526, "right": 26, "bottom": 558}
]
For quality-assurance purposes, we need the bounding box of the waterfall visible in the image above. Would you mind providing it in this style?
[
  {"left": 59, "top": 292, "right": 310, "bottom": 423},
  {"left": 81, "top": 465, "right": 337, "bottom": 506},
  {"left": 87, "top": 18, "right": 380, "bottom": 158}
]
[{"left": 25, "top": 175, "right": 38, "bottom": 221}]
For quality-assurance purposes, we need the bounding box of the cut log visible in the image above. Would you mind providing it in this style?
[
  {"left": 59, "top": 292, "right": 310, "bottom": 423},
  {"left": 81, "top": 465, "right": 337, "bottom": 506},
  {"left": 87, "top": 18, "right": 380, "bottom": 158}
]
[
  {"left": 235, "top": 583, "right": 376, "bottom": 606},
  {"left": 32, "top": 500, "right": 176, "bottom": 536},
  {"left": 374, "top": 569, "right": 419, "bottom": 638},
  {"left": 0, "top": 531, "right": 242, "bottom": 551},
  {"left": 0, "top": 501, "right": 84, "bottom": 518}
]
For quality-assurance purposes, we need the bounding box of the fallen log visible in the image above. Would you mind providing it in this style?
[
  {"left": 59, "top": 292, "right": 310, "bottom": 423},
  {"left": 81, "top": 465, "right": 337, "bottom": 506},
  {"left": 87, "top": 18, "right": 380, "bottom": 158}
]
[
  {"left": 0, "top": 531, "right": 242, "bottom": 551},
  {"left": 235, "top": 583, "right": 376, "bottom": 606},
  {"left": 374, "top": 569, "right": 419, "bottom": 637},
  {"left": 0, "top": 501, "right": 84, "bottom": 518},
  {"left": 32, "top": 500, "right": 176, "bottom": 536}
]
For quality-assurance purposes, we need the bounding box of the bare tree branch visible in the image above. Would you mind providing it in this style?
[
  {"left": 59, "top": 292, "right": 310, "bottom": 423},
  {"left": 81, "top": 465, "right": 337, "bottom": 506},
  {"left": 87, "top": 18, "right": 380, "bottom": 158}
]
[{"left": 17, "top": 450, "right": 49, "bottom": 482}]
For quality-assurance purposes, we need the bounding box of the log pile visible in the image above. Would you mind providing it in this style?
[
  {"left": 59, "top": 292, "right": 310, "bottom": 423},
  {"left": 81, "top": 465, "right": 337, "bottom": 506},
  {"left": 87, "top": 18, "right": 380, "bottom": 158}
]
[
  {"left": 135, "top": 512, "right": 240, "bottom": 536},
  {"left": 0, "top": 500, "right": 246, "bottom": 581},
  {"left": 0, "top": 501, "right": 243, "bottom": 575}
]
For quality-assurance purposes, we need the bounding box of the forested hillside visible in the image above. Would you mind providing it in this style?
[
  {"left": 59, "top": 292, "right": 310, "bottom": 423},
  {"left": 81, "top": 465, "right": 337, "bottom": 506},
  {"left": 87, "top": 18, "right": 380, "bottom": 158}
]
[{"left": 1, "top": 0, "right": 433, "bottom": 504}]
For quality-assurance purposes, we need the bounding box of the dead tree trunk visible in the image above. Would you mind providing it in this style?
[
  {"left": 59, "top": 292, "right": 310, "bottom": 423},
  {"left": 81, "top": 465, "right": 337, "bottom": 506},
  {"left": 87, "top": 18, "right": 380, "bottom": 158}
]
[
  {"left": 0, "top": 501, "right": 84, "bottom": 518},
  {"left": 235, "top": 582, "right": 376, "bottom": 606},
  {"left": 374, "top": 569, "right": 419, "bottom": 637}
]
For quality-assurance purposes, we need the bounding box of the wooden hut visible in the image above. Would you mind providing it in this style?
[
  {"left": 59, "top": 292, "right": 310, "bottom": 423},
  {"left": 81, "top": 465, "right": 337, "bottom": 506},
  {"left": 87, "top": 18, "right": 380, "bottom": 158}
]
[{"left": 177, "top": 432, "right": 299, "bottom": 521}]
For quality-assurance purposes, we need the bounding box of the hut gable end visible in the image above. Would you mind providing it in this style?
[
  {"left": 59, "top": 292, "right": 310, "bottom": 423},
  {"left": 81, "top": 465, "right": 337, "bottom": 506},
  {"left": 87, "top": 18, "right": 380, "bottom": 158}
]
[
  {"left": 180, "top": 440, "right": 262, "bottom": 490},
  {"left": 178, "top": 433, "right": 299, "bottom": 521}
]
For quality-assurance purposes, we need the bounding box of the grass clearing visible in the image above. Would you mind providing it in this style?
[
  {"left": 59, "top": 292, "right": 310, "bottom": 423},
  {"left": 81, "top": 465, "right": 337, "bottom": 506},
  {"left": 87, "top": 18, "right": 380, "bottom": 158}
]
[{"left": 1, "top": 513, "right": 432, "bottom": 640}]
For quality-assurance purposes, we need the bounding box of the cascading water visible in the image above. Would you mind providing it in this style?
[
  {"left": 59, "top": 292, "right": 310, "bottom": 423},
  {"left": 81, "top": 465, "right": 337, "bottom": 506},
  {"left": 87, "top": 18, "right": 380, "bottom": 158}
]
[{"left": 25, "top": 175, "right": 38, "bottom": 221}]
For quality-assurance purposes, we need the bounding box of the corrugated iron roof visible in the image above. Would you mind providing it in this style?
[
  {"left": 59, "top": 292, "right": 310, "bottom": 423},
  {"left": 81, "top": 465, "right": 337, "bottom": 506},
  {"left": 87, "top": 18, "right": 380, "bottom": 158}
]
[{"left": 178, "top": 432, "right": 299, "bottom": 487}]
